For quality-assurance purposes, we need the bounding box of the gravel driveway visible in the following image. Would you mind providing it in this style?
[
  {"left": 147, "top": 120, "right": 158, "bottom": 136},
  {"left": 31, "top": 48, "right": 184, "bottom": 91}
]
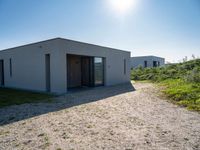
[{"left": 0, "top": 82, "right": 200, "bottom": 150}]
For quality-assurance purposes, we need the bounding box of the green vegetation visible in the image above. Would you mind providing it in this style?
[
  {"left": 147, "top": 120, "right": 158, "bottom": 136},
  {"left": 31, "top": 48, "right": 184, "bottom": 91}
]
[
  {"left": 0, "top": 88, "right": 53, "bottom": 108},
  {"left": 131, "top": 59, "right": 200, "bottom": 111}
]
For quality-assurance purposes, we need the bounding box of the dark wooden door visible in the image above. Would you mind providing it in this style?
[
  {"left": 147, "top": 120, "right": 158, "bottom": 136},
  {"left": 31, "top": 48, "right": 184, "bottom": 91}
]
[
  {"left": 81, "top": 57, "right": 90, "bottom": 86},
  {"left": 67, "top": 55, "right": 81, "bottom": 88}
]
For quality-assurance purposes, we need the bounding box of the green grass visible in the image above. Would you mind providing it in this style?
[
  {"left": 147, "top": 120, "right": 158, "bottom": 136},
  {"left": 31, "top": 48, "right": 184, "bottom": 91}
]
[
  {"left": 0, "top": 88, "right": 54, "bottom": 108},
  {"left": 160, "top": 79, "right": 200, "bottom": 111},
  {"left": 131, "top": 59, "right": 200, "bottom": 111}
]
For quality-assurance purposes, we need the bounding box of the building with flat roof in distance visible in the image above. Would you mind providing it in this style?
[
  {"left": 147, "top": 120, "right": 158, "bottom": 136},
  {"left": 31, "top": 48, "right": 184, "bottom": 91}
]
[
  {"left": 0, "top": 38, "right": 130, "bottom": 94},
  {"left": 131, "top": 56, "right": 165, "bottom": 69}
]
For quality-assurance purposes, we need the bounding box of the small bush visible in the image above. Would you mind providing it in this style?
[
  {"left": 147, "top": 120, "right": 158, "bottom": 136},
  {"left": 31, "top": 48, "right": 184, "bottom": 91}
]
[{"left": 184, "top": 67, "right": 200, "bottom": 83}]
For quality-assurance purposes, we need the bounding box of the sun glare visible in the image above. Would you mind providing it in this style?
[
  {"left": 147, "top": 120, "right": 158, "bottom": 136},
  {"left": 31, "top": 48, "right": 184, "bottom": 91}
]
[{"left": 108, "top": 0, "right": 136, "bottom": 15}]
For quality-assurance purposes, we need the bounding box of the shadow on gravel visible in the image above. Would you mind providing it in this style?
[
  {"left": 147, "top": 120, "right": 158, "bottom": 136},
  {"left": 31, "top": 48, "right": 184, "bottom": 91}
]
[{"left": 0, "top": 82, "right": 135, "bottom": 126}]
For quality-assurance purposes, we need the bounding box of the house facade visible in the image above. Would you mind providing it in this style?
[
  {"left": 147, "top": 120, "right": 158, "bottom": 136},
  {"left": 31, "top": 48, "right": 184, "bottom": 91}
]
[
  {"left": 131, "top": 56, "right": 165, "bottom": 69},
  {"left": 0, "top": 38, "right": 130, "bottom": 94}
]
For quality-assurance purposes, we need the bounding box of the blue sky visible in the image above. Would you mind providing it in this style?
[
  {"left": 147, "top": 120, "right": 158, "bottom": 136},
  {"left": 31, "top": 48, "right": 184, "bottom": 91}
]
[{"left": 0, "top": 0, "right": 199, "bottom": 62}]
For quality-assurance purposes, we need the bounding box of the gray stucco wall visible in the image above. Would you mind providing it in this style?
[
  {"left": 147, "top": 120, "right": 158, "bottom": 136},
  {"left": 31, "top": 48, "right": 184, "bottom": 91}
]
[
  {"left": 0, "top": 38, "right": 130, "bottom": 94},
  {"left": 131, "top": 56, "right": 165, "bottom": 69}
]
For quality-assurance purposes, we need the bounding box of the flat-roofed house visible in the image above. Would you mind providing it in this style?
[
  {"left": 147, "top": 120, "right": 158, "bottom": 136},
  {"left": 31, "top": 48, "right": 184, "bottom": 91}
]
[
  {"left": 131, "top": 56, "right": 165, "bottom": 69},
  {"left": 0, "top": 38, "right": 130, "bottom": 94}
]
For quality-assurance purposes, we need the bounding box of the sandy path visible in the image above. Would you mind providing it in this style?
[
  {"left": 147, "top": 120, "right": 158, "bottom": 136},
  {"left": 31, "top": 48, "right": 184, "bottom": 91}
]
[{"left": 0, "top": 82, "right": 200, "bottom": 150}]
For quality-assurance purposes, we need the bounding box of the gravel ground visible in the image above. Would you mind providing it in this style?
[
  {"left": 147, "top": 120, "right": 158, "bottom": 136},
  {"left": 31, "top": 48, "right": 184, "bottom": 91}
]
[{"left": 0, "top": 82, "right": 200, "bottom": 150}]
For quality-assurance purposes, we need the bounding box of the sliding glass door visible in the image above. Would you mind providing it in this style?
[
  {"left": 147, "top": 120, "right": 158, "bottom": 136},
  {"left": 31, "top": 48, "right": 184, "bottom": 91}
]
[{"left": 94, "top": 57, "right": 104, "bottom": 86}]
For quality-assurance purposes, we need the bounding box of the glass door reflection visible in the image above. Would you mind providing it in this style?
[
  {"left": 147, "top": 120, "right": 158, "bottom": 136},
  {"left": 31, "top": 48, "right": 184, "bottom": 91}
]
[{"left": 94, "top": 57, "right": 104, "bottom": 86}]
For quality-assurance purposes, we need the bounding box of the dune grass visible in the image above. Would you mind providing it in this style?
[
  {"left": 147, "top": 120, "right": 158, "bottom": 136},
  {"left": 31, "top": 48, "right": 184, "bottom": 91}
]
[
  {"left": 131, "top": 59, "right": 200, "bottom": 111},
  {"left": 0, "top": 88, "right": 53, "bottom": 108},
  {"left": 160, "top": 79, "right": 200, "bottom": 111}
]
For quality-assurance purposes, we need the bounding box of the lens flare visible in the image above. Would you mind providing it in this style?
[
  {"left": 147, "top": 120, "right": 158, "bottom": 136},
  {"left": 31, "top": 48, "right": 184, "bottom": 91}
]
[{"left": 108, "top": 0, "right": 137, "bottom": 15}]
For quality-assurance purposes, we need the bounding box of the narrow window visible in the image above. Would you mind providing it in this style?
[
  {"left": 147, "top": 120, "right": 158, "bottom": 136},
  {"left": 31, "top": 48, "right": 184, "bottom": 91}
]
[
  {"left": 45, "top": 54, "right": 51, "bottom": 92},
  {"left": 0, "top": 60, "right": 5, "bottom": 86},
  {"left": 9, "top": 58, "right": 12, "bottom": 77},
  {"left": 124, "top": 59, "right": 126, "bottom": 75},
  {"left": 144, "top": 61, "right": 147, "bottom": 68}
]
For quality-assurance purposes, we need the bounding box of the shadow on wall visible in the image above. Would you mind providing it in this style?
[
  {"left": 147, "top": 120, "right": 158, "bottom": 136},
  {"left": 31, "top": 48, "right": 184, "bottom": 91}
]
[{"left": 0, "top": 82, "right": 135, "bottom": 126}]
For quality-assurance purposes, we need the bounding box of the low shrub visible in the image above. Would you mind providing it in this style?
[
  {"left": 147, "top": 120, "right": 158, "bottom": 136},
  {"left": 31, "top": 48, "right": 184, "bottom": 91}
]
[{"left": 184, "top": 67, "right": 200, "bottom": 83}]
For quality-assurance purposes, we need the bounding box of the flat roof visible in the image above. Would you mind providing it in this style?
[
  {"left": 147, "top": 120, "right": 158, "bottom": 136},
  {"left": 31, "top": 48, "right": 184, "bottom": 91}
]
[
  {"left": 131, "top": 55, "right": 165, "bottom": 59},
  {"left": 0, "top": 37, "right": 130, "bottom": 53}
]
